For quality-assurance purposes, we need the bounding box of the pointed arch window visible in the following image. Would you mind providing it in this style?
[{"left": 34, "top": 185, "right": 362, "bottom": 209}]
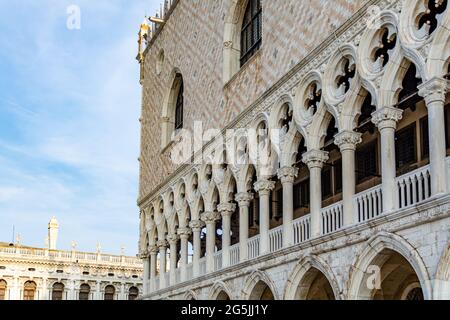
[
  {"left": 175, "top": 75, "right": 184, "bottom": 130},
  {"left": 240, "top": 0, "right": 262, "bottom": 66}
]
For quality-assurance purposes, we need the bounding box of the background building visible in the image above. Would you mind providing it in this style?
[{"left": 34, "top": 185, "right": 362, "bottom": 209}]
[
  {"left": 0, "top": 218, "right": 143, "bottom": 300},
  {"left": 137, "top": 0, "right": 450, "bottom": 300}
]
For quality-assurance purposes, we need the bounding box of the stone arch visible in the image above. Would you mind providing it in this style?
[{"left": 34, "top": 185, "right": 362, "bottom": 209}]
[
  {"left": 183, "top": 290, "right": 198, "bottom": 300},
  {"left": 347, "top": 232, "right": 432, "bottom": 300},
  {"left": 208, "top": 281, "right": 233, "bottom": 300},
  {"left": 379, "top": 55, "right": 426, "bottom": 108},
  {"left": 284, "top": 254, "right": 341, "bottom": 300},
  {"left": 307, "top": 108, "right": 338, "bottom": 150},
  {"left": 220, "top": 168, "right": 238, "bottom": 203},
  {"left": 241, "top": 270, "right": 278, "bottom": 300},
  {"left": 280, "top": 127, "right": 304, "bottom": 168},
  {"left": 155, "top": 197, "right": 168, "bottom": 240},
  {"left": 161, "top": 68, "right": 184, "bottom": 148},
  {"left": 340, "top": 83, "right": 377, "bottom": 132},
  {"left": 250, "top": 113, "right": 277, "bottom": 177},
  {"left": 427, "top": 18, "right": 450, "bottom": 78},
  {"left": 237, "top": 164, "right": 256, "bottom": 193},
  {"left": 434, "top": 243, "right": 450, "bottom": 300},
  {"left": 186, "top": 170, "right": 200, "bottom": 206}
]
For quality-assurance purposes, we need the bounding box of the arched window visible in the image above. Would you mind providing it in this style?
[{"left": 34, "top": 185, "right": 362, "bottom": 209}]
[
  {"left": 0, "top": 280, "right": 7, "bottom": 300},
  {"left": 175, "top": 75, "right": 184, "bottom": 130},
  {"left": 104, "top": 285, "right": 115, "bottom": 300},
  {"left": 79, "top": 284, "right": 90, "bottom": 300},
  {"left": 23, "top": 281, "right": 36, "bottom": 300},
  {"left": 128, "top": 287, "right": 139, "bottom": 300},
  {"left": 51, "top": 282, "right": 65, "bottom": 300},
  {"left": 240, "top": 0, "right": 262, "bottom": 66}
]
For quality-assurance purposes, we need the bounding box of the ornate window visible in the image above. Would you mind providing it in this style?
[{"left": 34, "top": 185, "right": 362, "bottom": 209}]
[
  {"left": 128, "top": 287, "right": 139, "bottom": 300},
  {"left": 174, "top": 75, "right": 184, "bottom": 130},
  {"left": 52, "top": 282, "right": 64, "bottom": 300},
  {"left": 0, "top": 280, "right": 6, "bottom": 300},
  {"left": 79, "top": 284, "right": 90, "bottom": 300},
  {"left": 240, "top": 0, "right": 262, "bottom": 66},
  {"left": 104, "top": 285, "right": 115, "bottom": 300},
  {"left": 23, "top": 281, "right": 36, "bottom": 301},
  {"left": 417, "top": 0, "right": 448, "bottom": 36}
]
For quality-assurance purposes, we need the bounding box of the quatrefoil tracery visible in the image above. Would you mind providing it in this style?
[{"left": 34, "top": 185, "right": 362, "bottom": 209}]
[
  {"left": 305, "top": 83, "right": 322, "bottom": 117},
  {"left": 372, "top": 28, "right": 397, "bottom": 72},
  {"left": 417, "top": 0, "right": 448, "bottom": 36},
  {"left": 280, "top": 107, "right": 293, "bottom": 133},
  {"left": 335, "top": 59, "right": 356, "bottom": 96}
]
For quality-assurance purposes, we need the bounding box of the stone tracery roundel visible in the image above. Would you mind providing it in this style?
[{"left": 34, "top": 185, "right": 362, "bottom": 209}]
[{"left": 293, "top": 71, "right": 323, "bottom": 126}]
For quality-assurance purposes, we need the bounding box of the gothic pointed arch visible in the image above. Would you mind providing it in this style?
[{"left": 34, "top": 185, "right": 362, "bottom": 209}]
[{"left": 161, "top": 70, "right": 184, "bottom": 148}]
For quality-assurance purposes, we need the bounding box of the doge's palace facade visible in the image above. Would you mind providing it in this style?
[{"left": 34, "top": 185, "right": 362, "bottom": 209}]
[
  {"left": 0, "top": 218, "right": 143, "bottom": 300},
  {"left": 137, "top": 0, "right": 450, "bottom": 300}
]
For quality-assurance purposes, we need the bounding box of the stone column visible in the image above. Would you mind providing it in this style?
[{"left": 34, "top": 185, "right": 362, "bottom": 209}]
[
  {"left": 334, "top": 131, "right": 362, "bottom": 227},
  {"left": 201, "top": 211, "right": 221, "bottom": 273},
  {"left": 254, "top": 180, "right": 276, "bottom": 255},
  {"left": 168, "top": 235, "right": 179, "bottom": 286},
  {"left": 157, "top": 240, "right": 168, "bottom": 289},
  {"left": 372, "top": 106, "right": 403, "bottom": 213},
  {"left": 236, "top": 192, "right": 253, "bottom": 262},
  {"left": 419, "top": 77, "right": 449, "bottom": 196},
  {"left": 189, "top": 220, "right": 205, "bottom": 277},
  {"left": 177, "top": 227, "right": 192, "bottom": 282},
  {"left": 277, "top": 167, "right": 299, "bottom": 248},
  {"left": 218, "top": 203, "right": 237, "bottom": 267},
  {"left": 149, "top": 246, "right": 158, "bottom": 292},
  {"left": 302, "top": 150, "right": 329, "bottom": 237},
  {"left": 41, "top": 277, "right": 48, "bottom": 300},
  {"left": 142, "top": 252, "right": 150, "bottom": 295},
  {"left": 95, "top": 281, "right": 101, "bottom": 300}
]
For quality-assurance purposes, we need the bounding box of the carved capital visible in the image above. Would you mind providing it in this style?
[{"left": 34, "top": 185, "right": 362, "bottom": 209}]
[
  {"left": 167, "top": 235, "right": 179, "bottom": 245},
  {"left": 200, "top": 211, "right": 221, "bottom": 224},
  {"left": 254, "top": 180, "right": 276, "bottom": 195},
  {"left": 217, "top": 203, "right": 237, "bottom": 217},
  {"left": 156, "top": 240, "right": 168, "bottom": 250},
  {"left": 177, "top": 227, "right": 192, "bottom": 239},
  {"left": 371, "top": 106, "right": 403, "bottom": 130},
  {"left": 418, "top": 77, "right": 448, "bottom": 105},
  {"left": 302, "top": 150, "right": 329, "bottom": 169},
  {"left": 148, "top": 245, "right": 159, "bottom": 255},
  {"left": 189, "top": 219, "right": 206, "bottom": 232},
  {"left": 235, "top": 192, "right": 253, "bottom": 207},
  {"left": 334, "top": 131, "right": 362, "bottom": 151},
  {"left": 223, "top": 41, "right": 233, "bottom": 48},
  {"left": 277, "top": 167, "right": 299, "bottom": 184}
]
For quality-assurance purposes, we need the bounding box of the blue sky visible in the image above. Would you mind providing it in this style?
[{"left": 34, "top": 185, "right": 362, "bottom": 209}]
[{"left": 0, "top": 0, "right": 160, "bottom": 255}]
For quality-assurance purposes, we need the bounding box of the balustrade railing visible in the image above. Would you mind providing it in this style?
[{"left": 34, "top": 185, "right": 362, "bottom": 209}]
[
  {"left": 293, "top": 215, "right": 311, "bottom": 244},
  {"left": 354, "top": 185, "right": 383, "bottom": 223},
  {"left": 214, "top": 251, "right": 222, "bottom": 271},
  {"left": 321, "top": 202, "right": 343, "bottom": 235},
  {"left": 268, "top": 225, "right": 283, "bottom": 252},
  {"left": 199, "top": 257, "right": 207, "bottom": 276},
  {"left": 248, "top": 235, "right": 260, "bottom": 259},
  {"left": 229, "top": 243, "right": 240, "bottom": 265},
  {"left": 186, "top": 263, "right": 193, "bottom": 281},
  {"left": 397, "top": 165, "right": 431, "bottom": 209}
]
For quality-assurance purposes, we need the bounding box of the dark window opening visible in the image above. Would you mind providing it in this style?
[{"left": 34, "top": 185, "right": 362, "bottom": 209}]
[
  {"left": 395, "top": 124, "right": 417, "bottom": 172},
  {"left": 324, "top": 117, "right": 339, "bottom": 152},
  {"left": 421, "top": 117, "right": 429, "bottom": 159},
  {"left": 306, "top": 83, "right": 321, "bottom": 116},
  {"left": 334, "top": 159, "right": 343, "bottom": 193},
  {"left": 274, "top": 188, "right": 283, "bottom": 221},
  {"left": 51, "top": 283, "right": 64, "bottom": 301},
  {"left": 240, "top": 0, "right": 262, "bottom": 66},
  {"left": 373, "top": 28, "right": 397, "bottom": 67},
  {"left": 174, "top": 75, "right": 184, "bottom": 130},
  {"left": 336, "top": 58, "right": 356, "bottom": 94},
  {"left": 294, "top": 179, "right": 310, "bottom": 210},
  {"left": 79, "top": 284, "right": 90, "bottom": 301},
  {"left": 321, "top": 168, "right": 333, "bottom": 200},
  {"left": 356, "top": 141, "right": 378, "bottom": 184},
  {"left": 397, "top": 63, "right": 423, "bottom": 110},
  {"left": 356, "top": 93, "right": 376, "bottom": 134}
]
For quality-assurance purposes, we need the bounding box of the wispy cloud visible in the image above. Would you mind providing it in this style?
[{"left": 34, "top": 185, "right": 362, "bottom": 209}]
[{"left": 0, "top": 0, "right": 160, "bottom": 255}]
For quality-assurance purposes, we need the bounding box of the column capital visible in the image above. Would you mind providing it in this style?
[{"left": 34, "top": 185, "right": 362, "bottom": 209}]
[
  {"left": 302, "top": 149, "right": 329, "bottom": 169},
  {"left": 177, "top": 227, "right": 192, "bottom": 239},
  {"left": 156, "top": 240, "right": 168, "bottom": 250},
  {"left": 254, "top": 180, "right": 276, "bottom": 194},
  {"left": 235, "top": 192, "right": 253, "bottom": 207},
  {"left": 200, "top": 211, "right": 221, "bottom": 224},
  {"left": 277, "top": 166, "right": 299, "bottom": 184},
  {"left": 139, "top": 251, "right": 149, "bottom": 259},
  {"left": 418, "top": 77, "right": 449, "bottom": 105},
  {"left": 167, "top": 235, "right": 179, "bottom": 245},
  {"left": 149, "top": 245, "right": 159, "bottom": 254},
  {"left": 189, "top": 219, "right": 205, "bottom": 231},
  {"left": 217, "top": 203, "right": 237, "bottom": 217},
  {"left": 371, "top": 106, "right": 403, "bottom": 130},
  {"left": 334, "top": 130, "right": 362, "bottom": 151}
]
